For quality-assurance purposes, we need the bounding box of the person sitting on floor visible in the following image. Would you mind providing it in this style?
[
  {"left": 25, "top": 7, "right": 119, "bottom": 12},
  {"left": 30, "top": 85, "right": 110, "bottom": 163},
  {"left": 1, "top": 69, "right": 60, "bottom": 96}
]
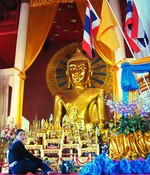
[{"left": 8, "top": 129, "right": 57, "bottom": 174}]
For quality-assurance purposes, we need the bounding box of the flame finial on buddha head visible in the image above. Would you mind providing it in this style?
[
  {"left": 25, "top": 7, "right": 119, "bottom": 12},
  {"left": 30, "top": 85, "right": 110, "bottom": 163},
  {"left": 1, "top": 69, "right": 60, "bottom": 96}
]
[{"left": 67, "top": 48, "right": 91, "bottom": 70}]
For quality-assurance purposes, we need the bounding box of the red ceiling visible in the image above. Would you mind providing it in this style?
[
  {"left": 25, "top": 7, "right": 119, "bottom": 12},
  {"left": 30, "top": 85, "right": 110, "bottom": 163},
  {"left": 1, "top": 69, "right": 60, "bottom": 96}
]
[
  {"left": 0, "top": 33, "right": 17, "bottom": 67},
  {"left": 0, "top": 0, "right": 129, "bottom": 69},
  {"left": 48, "top": 3, "right": 83, "bottom": 43},
  {"left": 0, "top": 0, "right": 19, "bottom": 68}
]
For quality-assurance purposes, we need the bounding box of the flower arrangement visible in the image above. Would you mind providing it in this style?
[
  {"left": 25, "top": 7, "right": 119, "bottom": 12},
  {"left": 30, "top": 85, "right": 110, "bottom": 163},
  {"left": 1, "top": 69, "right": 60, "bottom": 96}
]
[
  {"left": 105, "top": 96, "right": 150, "bottom": 135},
  {"left": 0, "top": 125, "right": 17, "bottom": 143},
  {"left": 79, "top": 152, "right": 150, "bottom": 175}
]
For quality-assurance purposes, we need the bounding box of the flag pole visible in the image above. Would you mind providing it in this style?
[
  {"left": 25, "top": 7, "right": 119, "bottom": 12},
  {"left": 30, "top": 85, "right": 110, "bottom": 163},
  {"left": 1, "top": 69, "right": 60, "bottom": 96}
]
[
  {"left": 144, "top": 38, "right": 150, "bottom": 56},
  {"left": 143, "top": 38, "right": 150, "bottom": 91}
]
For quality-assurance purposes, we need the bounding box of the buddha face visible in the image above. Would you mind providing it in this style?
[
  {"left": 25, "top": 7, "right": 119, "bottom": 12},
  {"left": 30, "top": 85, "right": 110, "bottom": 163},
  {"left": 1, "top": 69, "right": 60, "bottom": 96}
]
[{"left": 67, "top": 60, "right": 90, "bottom": 88}]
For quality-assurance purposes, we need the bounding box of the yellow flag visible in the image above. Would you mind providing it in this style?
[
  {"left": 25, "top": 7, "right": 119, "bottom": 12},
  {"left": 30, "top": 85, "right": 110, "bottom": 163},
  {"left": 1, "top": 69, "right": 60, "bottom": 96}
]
[{"left": 96, "top": 0, "right": 120, "bottom": 51}]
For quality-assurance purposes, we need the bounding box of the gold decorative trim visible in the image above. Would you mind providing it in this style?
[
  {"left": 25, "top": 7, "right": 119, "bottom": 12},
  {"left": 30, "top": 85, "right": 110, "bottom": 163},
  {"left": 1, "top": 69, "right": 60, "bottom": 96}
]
[{"left": 138, "top": 73, "right": 150, "bottom": 92}]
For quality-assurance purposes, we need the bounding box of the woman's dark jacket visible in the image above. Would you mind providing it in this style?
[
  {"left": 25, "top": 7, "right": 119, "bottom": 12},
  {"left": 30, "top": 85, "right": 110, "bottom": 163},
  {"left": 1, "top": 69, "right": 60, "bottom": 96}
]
[{"left": 8, "top": 140, "right": 42, "bottom": 164}]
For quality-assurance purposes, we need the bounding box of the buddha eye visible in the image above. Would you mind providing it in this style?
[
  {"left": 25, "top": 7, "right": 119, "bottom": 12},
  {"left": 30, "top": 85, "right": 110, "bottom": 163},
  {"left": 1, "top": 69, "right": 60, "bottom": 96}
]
[
  {"left": 80, "top": 66, "right": 87, "bottom": 70},
  {"left": 69, "top": 67, "right": 76, "bottom": 71}
]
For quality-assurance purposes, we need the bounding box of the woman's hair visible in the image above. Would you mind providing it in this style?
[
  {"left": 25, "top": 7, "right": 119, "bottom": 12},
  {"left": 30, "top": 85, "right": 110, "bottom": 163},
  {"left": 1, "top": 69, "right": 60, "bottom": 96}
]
[{"left": 15, "top": 129, "right": 24, "bottom": 136}]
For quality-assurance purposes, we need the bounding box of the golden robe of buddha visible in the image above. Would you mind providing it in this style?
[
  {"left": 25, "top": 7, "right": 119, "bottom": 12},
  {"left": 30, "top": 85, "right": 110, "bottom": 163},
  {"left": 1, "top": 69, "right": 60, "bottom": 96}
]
[{"left": 53, "top": 49, "right": 107, "bottom": 129}]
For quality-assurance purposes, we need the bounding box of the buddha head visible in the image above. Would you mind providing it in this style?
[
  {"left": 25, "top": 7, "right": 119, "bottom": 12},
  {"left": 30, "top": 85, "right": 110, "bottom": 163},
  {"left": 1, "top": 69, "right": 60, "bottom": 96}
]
[{"left": 66, "top": 49, "right": 92, "bottom": 89}]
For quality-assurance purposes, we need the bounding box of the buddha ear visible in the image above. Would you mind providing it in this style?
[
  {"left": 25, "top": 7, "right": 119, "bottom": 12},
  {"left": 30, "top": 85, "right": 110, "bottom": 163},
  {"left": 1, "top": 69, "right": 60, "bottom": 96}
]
[
  {"left": 88, "top": 79, "right": 92, "bottom": 87},
  {"left": 66, "top": 70, "right": 71, "bottom": 88},
  {"left": 66, "top": 70, "right": 68, "bottom": 76},
  {"left": 87, "top": 70, "right": 93, "bottom": 87},
  {"left": 91, "top": 70, "right": 93, "bottom": 76},
  {"left": 67, "top": 78, "right": 71, "bottom": 88}
]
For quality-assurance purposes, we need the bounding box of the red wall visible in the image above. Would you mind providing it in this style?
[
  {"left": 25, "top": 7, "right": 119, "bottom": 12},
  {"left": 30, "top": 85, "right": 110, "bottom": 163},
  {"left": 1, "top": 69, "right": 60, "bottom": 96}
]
[{"left": 23, "top": 43, "right": 68, "bottom": 123}]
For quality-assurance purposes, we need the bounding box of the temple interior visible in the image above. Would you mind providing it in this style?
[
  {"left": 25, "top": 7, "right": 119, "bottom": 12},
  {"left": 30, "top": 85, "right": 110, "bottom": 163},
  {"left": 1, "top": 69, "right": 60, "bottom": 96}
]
[{"left": 0, "top": 0, "right": 150, "bottom": 174}]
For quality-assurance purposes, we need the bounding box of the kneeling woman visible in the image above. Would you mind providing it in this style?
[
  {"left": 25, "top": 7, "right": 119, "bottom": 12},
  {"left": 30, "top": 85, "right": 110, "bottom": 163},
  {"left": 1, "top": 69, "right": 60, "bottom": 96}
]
[{"left": 8, "top": 129, "right": 56, "bottom": 174}]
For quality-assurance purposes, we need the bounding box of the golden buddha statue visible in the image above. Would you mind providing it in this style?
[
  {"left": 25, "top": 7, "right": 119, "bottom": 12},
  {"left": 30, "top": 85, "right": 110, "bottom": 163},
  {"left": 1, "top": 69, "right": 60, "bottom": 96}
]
[{"left": 53, "top": 49, "right": 107, "bottom": 130}]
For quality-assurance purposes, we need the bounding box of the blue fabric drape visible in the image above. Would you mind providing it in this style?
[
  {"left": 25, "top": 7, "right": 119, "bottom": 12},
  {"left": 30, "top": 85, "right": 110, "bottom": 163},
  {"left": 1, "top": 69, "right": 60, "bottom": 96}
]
[
  {"left": 121, "top": 62, "right": 150, "bottom": 101},
  {"left": 79, "top": 153, "right": 150, "bottom": 175}
]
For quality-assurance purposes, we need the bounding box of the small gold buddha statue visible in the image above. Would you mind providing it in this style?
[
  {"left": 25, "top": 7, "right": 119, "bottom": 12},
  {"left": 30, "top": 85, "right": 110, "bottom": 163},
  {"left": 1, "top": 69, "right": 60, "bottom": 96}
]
[{"left": 53, "top": 49, "right": 107, "bottom": 130}]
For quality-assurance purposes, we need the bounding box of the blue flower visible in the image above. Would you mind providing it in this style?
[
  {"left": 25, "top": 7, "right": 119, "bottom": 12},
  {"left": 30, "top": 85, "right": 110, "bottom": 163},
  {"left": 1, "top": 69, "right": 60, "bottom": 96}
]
[
  {"left": 142, "top": 154, "right": 150, "bottom": 174},
  {"left": 79, "top": 162, "right": 93, "bottom": 175},
  {"left": 79, "top": 153, "right": 150, "bottom": 175},
  {"left": 105, "top": 161, "right": 120, "bottom": 174},
  {"left": 119, "top": 158, "right": 131, "bottom": 174},
  {"left": 91, "top": 162, "right": 102, "bottom": 175},
  {"left": 130, "top": 159, "right": 143, "bottom": 174},
  {"left": 79, "top": 160, "right": 103, "bottom": 175},
  {"left": 103, "top": 159, "right": 113, "bottom": 174},
  {"left": 93, "top": 153, "right": 107, "bottom": 167},
  {"left": 79, "top": 155, "right": 104, "bottom": 175}
]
